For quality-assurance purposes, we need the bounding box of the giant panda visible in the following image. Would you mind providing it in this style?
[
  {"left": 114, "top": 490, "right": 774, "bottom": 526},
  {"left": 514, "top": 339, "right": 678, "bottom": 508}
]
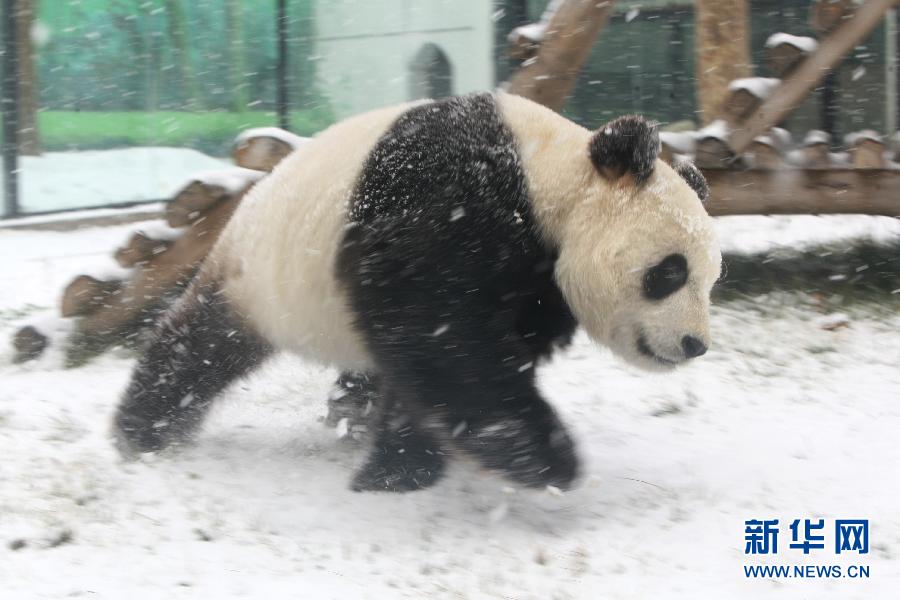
[{"left": 113, "top": 92, "right": 721, "bottom": 493}]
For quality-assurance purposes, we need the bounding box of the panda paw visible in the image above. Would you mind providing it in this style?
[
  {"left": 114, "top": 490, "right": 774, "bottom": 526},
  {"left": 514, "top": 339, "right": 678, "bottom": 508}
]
[
  {"left": 351, "top": 432, "right": 446, "bottom": 493},
  {"left": 458, "top": 420, "right": 580, "bottom": 491}
]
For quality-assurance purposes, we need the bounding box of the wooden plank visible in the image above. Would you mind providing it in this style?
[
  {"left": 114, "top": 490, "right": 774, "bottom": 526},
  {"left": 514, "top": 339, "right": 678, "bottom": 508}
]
[
  {"left": 505, "top": 0, "right": 616, "bottom": 111},
  {"left": 703, "top": 168, "right": 900, "bottom": 217},
  {"left": 728, "top": 0, "right": 898, "bottom": 154}
]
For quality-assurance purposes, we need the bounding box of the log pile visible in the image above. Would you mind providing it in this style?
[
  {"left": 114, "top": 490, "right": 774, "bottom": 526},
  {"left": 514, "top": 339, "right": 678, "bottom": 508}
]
[
  {"left": 658, "top": 0, "right": 900, "bottom": 217},
  {"left": 10, "top": 128, "right": 302, "bottom": 365}
]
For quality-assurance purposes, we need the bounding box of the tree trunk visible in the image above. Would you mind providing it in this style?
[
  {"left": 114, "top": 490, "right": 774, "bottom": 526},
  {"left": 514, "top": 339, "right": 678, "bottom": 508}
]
[
  {"left": 164, "top": 0, "right": 201, "bottom": 110},
  {"left": 694, "top": 0, "right": 751, "bottom": 125},
  {"left": 225, "top": 0, "right": 247, "bottom": 112},
  {"left": 14, "top": 0, "right": 39, "bottom": 155}
]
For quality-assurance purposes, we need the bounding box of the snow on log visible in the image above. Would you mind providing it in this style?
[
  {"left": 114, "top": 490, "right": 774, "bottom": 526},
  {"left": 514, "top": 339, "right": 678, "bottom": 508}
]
[
  {"left": 694, "top": 120, "right": 736, "bottom": 168},
  {"left": 11, "top": 318, "right": 73, "bottom": 364},
  {"left": 507, "top": 23, "right": 545, "bottom": 60},
  {"left": 724, "top": 77, "right": 780, "bottom": 123},
  {"left": 60, "top": 265, "right": 131, "bottom": 318},
  {"left": 766, "top": 33, "right": 819, "bottom": 77},
  {"left": 165, "top": 168, "right": 264, "bottom": 228},
  {"left": 798, "top": 130, "right": 833, "bottom": 168},
  {"left": 114, "top": 224, "right": 184, "bottom": 268},
  {"left": 745, "top": 130, "right": 789, "bottom": 170},
  {"left": 233, "top": 127, "right": 309, "bottom": 172},
  {"left": 506, "top": 0, "right": 563, "bottom": 60},
  {"left": 659, "top": 131, "right": 696, "bottom": 163},
  {"left": 845, "top": 130, "right": 887, "bottom": 169}
]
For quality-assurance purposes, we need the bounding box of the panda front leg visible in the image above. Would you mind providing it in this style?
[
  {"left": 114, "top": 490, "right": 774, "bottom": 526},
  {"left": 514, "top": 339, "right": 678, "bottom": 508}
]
[
  {"left": 353, "top": 338, "right": 578, "bottom": 491},
  {"left": 350, "top": 385, "right": 447, "bottom": 492},
  {"left": 113, "top": 279, "right": 272, "bottom": 456}
]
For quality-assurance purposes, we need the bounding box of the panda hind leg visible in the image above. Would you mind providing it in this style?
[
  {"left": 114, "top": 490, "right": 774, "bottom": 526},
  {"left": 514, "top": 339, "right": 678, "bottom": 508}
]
[
  {"left": 325, "top": 371, "right": 380, "bottom": 434},
  {"left": 113, "top": 280, "right": 272, "bottom": 457}
]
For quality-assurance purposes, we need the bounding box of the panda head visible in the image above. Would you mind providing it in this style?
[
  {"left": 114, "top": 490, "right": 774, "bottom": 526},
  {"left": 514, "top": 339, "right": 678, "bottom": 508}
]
[{"left": 554, "top": 115, "right": 721, "bottom": 372}]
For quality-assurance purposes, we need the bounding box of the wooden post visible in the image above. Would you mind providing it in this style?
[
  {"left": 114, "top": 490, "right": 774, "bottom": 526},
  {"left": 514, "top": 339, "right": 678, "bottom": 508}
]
[
  {"left": 505, "top": 0, "right": 616, "bottom": 111},
  {"left": 729, "top": 0, "right": 898, "bottom": 154},
  {"left": 694, "top": 0, "right": 752, "bottom": 125},
  {"left": 14, "top": 0, "right": 39, "bottom": 155}
]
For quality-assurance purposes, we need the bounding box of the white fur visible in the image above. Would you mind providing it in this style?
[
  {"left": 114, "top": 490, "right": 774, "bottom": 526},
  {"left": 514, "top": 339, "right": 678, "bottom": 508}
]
[
  {"left": 498, "top": 93, "right": 722, "bottom": 370},
  {"left": 209, "top": 102, "right": 428, "bottom": 371}
]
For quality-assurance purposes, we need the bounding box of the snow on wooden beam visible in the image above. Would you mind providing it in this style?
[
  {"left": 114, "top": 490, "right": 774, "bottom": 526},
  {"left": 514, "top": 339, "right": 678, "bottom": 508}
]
[
  {"left": 60, "top": 267, "right": 131, "bottom": 318},
  {"left": 703, "top": 168, "right": 900, "bottom": 217},
  {"left": 505, "top": 0, "right": 616, "bottom": 111},
  {"left": 845, "top": 130, "right": 888, "bottom": 168},
  {"left": 165, "top": 168, "right": 264, "bottom": 228},
  {"left": 728, "top": 0, "right": 898, "bottom": 155},
  {"left": 233, "top": 127, "right": 309, "bottom": 172},
  {"left": 114, "top": 225, "right": 184, "bottom": 268},
  {"left": 765, "top": 33, "right": 818, "bottom": 77}
]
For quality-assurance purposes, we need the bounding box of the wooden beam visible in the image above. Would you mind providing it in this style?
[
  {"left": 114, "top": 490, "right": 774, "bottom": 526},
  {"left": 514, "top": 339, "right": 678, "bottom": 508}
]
[
  {"left": 505, "top": 0, "right": 615, "bottom": 111},
  {"left": 695, "top": 0, "right": 752, "bottom": 124},
  {"left": 729, "top": 0, "right": 898, "bottom": 154},
  {"left": 703, "top": 168, "right": 900, "bottom": 217}
]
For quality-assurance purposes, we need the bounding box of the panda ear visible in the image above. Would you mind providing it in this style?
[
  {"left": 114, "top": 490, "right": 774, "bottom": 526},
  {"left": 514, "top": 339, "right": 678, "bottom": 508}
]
[
  {"left": 673, "top": 159, "right": 709, "bottom": 203},
  {"left": 588, "top": 115, "right": 659, "bottom": 184}
]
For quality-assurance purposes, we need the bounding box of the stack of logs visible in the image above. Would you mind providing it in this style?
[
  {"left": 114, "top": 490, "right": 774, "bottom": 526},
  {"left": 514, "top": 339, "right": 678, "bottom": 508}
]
[
  {"left": 12, "top": 128, "right": 308, "bottom": 365},
  {"left": 660, "top": 0, "right": 900, "bottom": 218}
]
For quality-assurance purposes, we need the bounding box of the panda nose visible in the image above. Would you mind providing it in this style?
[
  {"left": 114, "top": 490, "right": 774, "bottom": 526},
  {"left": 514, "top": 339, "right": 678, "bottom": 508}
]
[{"left": 681, "top": 335, "right": 708, "bottom": 359}]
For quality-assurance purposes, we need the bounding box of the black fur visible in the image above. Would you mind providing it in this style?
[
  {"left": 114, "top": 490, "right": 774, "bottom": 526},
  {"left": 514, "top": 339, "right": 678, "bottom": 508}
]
[
  {"left": 113, "top": 281, "right": 272, "bottom": 455},
  {"left": 337, "top": 93, "right": 579, "bottom": 490},
  {"left": 674, "top": 159, "right": 709, "bottom": 203},
  {"left": 589, "top": 115, "right": 659, "bottom": 184}
]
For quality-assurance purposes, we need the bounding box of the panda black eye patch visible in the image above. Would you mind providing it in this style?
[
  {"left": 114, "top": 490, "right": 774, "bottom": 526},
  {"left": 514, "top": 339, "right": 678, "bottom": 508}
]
[{"left": 643, "top": 254, "right": 688, "bottom": 300}]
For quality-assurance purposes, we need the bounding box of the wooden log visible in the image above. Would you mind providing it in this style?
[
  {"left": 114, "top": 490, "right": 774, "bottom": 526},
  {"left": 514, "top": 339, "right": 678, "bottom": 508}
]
[
  {"left": 695, "top": 137, "right": 736, "bottom": 169},
  {"left": 728, "top": 0, "right": 897, "bottom": 154},
  {"left": 723, "top": 88, "right": 763, "bottom": 123},
  {"left": 505, "top": 0, "right": 616, "bottom": 111},
  {"left": 232, "top": 127, "right": 309, "bottom": 172},
  {"left": 66, "top": 196, "right": 241, "bottom": 367},
  {"left": 722, "top": 78, "right": 780, "bottom": 125},
  {"left": 765, "top": 34, "right": 818, "bottom": 77},
  {"left": 659, "top": 131, "right": 697, "bottom": 164},
  {"left": 507, "top": 23, "right": 544, "bottom": 61},
  {"left": 810, "top": 0, "right": 857, "bottom": 35},
  {"left": 703, "top": 168, "right": 900, "bottom": 217},
  {"left": 114, "top": 230, "right": 177, "bottom": 267},
  {"left": 60, "top": 274, "right": 126, "bottom": 318},
  {"left": 12, "top": 325, "right": 49, "bottom": 363},
  {"left": 800, "top": 130, "right": 833, "bottom": 168},
  {"left": 745, "top": 137, "right": 785, "bottom": 170},
  {"left": 10, "top": 318, "right": 74, "bottom": 364},
  {"left": 845, "top": 131, "right": 887, "bottom": 168},
  {"left": 165, "top": 168, "right": 263, "bottom": 228},
  {"left": 694, "top": 0, "right": 752, "bottom": 124}
]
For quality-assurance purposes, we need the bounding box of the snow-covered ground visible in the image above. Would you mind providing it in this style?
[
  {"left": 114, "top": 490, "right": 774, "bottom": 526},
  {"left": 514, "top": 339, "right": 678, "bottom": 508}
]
[
  {"left": 0, "top": 148, "right": 229, "bottom": 214},
  {"left": 1, "top": 215, "right": 899, "bottom": 599}
]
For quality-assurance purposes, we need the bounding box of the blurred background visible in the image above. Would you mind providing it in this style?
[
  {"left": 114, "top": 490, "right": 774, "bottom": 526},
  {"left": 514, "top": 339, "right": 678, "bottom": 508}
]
[{"left": 1, "top": 0, "right": 896, "bottom": 216}]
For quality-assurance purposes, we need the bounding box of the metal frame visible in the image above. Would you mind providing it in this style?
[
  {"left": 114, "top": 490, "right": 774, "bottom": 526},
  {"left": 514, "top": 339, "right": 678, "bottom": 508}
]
[{"left": 1, "top": 0, "right": 20, "bottom": 217}]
